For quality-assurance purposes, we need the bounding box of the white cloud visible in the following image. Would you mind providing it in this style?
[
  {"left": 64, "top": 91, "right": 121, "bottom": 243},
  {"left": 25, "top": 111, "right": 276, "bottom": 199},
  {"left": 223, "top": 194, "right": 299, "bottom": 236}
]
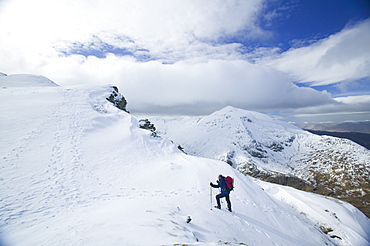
[
  {"left": 0, "top": 0, "right": 266, "bottom": 62},
  {"left": 32, "top": 54, "right": 334, "bottom": 114},
  {"left": 264, "top": 18, "right": 370, "bottom": 86},
  {"left": 283, "top": 94, "right": 370, "bottom": 122},
  {"left": 334, "top": 95, "right": 370, "bottom": 109}
]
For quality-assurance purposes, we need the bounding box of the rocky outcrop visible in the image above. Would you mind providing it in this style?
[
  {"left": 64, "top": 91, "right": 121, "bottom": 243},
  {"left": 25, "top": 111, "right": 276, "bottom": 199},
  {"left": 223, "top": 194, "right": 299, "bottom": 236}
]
[
  {"left": 139, "top": 119, "right": 158, "bottom": 137},
  {"left": 239, "top": 166, "right": 315, "bottom": 192},
  {"left": 106, "top": 86, "right": 129, "bottom": 113},
  {"left": 233, "top": 138, "right": 370, "bottom": 217}
]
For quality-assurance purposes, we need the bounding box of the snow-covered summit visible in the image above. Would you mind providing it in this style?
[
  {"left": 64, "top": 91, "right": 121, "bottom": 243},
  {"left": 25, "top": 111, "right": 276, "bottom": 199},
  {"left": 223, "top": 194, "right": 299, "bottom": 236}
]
[
  {"left": 197, "top": 106, "right": 303, "bottom": 166},
  {"left": 150, "top": 106, "right": 309, "bottom": 173},
  {"left": 200, "top": 106, "right": 300, "bottom": 132},
  {"left": 1, "top": 76, "right": 369, "bottom": 245}
]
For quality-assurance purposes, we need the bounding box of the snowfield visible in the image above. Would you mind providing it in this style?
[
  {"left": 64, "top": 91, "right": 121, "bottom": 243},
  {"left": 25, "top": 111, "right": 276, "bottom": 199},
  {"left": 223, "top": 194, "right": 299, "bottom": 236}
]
[{"left": 1, "top": 74, "right": 369, "bottom": 246}]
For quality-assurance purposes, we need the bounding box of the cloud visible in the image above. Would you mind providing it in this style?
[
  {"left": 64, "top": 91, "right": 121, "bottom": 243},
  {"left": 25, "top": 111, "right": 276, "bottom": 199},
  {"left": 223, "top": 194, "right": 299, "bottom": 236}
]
[
  {"left": 0, "top": 0, "right": 267, "bottom": 63},
  {"left": 32, "top": 54, "right": 334, "bottom": 115},
  {"left": 333, "top": 95, "right": 370, "bottom": 113},
  {"left": 128, "top": 60, "right": 333, "bottom": 115},
  {"left": 264, "top": 18, "right": 370, "bottom": 86},
  {"left": 282, "top": 94, "right": 370, "bottom": 123}
]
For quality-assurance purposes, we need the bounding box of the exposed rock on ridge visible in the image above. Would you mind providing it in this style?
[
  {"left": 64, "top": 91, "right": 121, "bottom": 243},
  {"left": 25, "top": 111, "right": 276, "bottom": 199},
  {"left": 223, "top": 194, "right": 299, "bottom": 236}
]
[{"left": 106, "top": 86, "right": 128, "bottom": 113}]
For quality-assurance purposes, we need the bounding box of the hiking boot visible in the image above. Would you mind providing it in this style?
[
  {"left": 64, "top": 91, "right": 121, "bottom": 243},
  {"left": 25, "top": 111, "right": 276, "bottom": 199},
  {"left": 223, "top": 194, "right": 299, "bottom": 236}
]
[
  {"left": 214, "top": 206, "right": 221, "bottom": 209},
  {"left": 228, "top": 207, "right": 232, "bottom": 212}
]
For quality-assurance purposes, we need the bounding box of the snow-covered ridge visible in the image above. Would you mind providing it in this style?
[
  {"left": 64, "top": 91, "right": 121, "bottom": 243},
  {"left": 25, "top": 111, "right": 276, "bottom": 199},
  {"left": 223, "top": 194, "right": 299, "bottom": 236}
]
[
  {"left": 1, "top": 74, "right": 369, "bottom": 245},
  {"left": 148, "top": 106, "right": 370, "bottom": 217},
  {"left": 0, "top": 74, "right": 58, "bottom": 87}
]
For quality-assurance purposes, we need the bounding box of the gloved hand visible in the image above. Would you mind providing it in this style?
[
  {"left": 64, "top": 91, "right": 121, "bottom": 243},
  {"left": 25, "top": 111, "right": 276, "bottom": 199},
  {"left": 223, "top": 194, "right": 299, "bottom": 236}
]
[{"left": 210, "top": 182, "right": 214, "bottom": 186}]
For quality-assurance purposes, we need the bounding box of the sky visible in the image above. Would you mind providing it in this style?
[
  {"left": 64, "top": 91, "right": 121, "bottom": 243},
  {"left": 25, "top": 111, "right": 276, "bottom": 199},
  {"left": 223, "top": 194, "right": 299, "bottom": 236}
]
[{"left": 0, "top": 0, "right": 370, "bottom": 123}]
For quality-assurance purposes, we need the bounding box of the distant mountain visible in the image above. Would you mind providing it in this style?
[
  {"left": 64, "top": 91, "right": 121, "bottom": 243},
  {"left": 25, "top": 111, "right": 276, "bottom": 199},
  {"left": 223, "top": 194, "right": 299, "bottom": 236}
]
[
  {"left": 149, "top": 106, "right": 370, "bottom": 217},
  {"left": 333, "top": 121, "right": 370, "bottom": 133},
  {"left": 306, "top": 130, "right": 370, "bottom": 150},
  {"left": 297, "top": 121, "right": 370, "bottom": 134}
]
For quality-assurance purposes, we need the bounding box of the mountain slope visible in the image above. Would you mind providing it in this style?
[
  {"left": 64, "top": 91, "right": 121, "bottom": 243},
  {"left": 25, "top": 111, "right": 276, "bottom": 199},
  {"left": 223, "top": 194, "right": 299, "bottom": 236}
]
[
  {"left": 1, "top": 75, "right": 369, "bottom": 245},
  {"left": 148, "top": 106, "right": 370, "bottom": 217}
]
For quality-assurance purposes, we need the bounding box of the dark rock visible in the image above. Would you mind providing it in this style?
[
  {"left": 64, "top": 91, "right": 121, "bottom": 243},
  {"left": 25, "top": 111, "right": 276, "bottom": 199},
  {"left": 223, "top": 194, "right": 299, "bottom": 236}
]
[
  {"left": 106, "top": 86, "right": 129, "bottom": 113},
  {"left": 139, "top": 119, "right": 158, "bottom": 137}
]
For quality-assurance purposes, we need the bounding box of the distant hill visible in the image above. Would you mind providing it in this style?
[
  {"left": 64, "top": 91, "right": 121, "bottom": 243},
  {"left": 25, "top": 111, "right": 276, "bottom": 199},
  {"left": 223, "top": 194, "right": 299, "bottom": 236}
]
[
  {"left": 333, "top": 121, "right": 370, "bottom": 133},
  {"left": 297, "top": 121, "right": 370, "bottom": 134},
  {"left": 306, "top": 130, "right": 370, "bottom": 150}
]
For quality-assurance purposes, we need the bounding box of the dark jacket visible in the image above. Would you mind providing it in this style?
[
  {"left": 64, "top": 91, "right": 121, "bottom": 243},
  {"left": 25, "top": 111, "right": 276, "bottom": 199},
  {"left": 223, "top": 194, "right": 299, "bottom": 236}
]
[{"left": 210, "top": 176, "right": 230, "bottom": 194}]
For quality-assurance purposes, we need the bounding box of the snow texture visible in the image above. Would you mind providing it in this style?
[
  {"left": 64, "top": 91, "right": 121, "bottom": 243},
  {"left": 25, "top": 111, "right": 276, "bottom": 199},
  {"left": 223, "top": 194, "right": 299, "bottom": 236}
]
[{"left": 1, "top": 74, "right": 369, "bottom": 246}]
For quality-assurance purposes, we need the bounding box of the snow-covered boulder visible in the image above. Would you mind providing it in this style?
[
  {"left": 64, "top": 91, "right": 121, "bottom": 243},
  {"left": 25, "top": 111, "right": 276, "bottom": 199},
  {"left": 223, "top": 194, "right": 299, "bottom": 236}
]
[{"left": 106, "top": 85, "right": 129, "bottom": 112}]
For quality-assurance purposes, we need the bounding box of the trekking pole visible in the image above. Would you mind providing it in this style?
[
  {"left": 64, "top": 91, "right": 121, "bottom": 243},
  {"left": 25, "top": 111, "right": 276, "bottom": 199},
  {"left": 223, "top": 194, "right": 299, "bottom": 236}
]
[{"left": 210, "top": 186, "right": 213, "bottom": 210}]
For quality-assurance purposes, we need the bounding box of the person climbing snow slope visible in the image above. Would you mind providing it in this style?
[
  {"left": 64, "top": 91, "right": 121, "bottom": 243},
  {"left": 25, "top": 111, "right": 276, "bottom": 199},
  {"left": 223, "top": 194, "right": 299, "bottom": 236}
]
[{"left": 210, "top": 174, "right": 232, "bottom": 212}]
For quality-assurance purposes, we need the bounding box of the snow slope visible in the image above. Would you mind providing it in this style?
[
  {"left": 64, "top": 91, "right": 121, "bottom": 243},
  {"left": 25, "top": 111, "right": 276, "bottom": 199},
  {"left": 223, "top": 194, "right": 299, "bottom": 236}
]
[{"left": 1, "top": 75, "right": 369, "bottom": 246}]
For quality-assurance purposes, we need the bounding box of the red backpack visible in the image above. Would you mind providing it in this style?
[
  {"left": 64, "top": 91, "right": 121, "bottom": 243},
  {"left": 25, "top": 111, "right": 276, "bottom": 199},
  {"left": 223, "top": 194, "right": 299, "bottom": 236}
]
[{"left": 225, "top": 176, "right": 234, "bottom": 191}]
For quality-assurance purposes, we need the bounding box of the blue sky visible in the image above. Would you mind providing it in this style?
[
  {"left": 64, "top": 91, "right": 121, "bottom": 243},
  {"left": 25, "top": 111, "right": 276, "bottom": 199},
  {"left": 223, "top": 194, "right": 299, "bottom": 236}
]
[
  {"left": 261, "top": 0, "right": 370, "bottom": 98},
  {"left": 0, "top": 0, "right": 369, "bottom": 123},
  {"left": 261, "top": 0, "right": 369, "bottom": 48}
]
